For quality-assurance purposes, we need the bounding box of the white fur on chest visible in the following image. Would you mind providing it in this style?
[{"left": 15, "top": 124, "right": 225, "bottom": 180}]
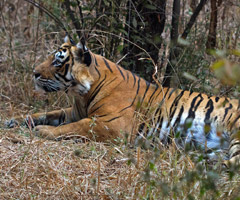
[{"left": 70, "top": 79, "right": 92, "bottom": 95}]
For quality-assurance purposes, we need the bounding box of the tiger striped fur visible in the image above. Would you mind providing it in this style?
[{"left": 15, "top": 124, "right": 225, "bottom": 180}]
[{"left": 7, "top": 36, "right": 240, "bottom": 166}]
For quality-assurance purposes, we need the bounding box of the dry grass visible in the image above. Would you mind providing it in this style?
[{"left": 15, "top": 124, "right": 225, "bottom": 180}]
[
  {"left": 0, "top": 125, "right": 240, "bottom": 199},
  {"left": 0, "top": 0, "right": 240, "bottom": 199}
]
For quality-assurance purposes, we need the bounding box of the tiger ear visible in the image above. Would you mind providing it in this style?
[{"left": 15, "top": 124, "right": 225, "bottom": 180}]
[
  {"left": 64, "top": 35, "right": 76, "bottom": 45},
  {"left": 73, "top": 42, "right": 92, "bottom": 66},
  {"left": 76, "top": 41, "right": 88, "bottom": 52}
]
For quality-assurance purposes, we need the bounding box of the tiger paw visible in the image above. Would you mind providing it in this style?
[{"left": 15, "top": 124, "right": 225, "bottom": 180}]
[
  {"left": 5, "top": 118, "right": 19, "bottom": 128},
  {"left": 5, "top": 116, "right": 35, "bottom": 129},
  {"left": 34, "top": 125, "right": 56, "bottom": 140}
]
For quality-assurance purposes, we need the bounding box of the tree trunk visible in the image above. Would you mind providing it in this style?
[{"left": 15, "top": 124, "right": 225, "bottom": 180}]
[
  {"left": 206, "top": 0, "right": 217, "bottom": 49},
  {"left": 162, "top": 0, "right": 180, "bottom": 87}
]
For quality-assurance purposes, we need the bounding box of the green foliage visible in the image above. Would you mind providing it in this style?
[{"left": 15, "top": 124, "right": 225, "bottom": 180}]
[
  {"left": 210, "top": 49, "right": 240, "bottom": 87},
  {"left": 131, "top": 143, "right": 240, "bottom": 199}
]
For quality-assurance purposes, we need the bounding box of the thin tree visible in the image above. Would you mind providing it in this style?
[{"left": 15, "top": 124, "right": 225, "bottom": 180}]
[
  {"left": 206, "top": 0, "right": 217, "bottom": 49},
  {"left": 163, "top": 0, "right": 208, "bottom": 87},
  {"left": 182, "top": 0, "right": 208, "bottom": 39},
  {"left": 162, "top": 0, "right": 180, "bottom": 87}
]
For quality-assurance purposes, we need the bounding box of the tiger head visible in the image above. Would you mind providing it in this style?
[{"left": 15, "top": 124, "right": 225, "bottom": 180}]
[{"left": 34, "top": 36, "right": 94, "bottom": 95}]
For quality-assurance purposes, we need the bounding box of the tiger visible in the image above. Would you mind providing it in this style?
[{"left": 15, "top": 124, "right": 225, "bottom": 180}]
[{"left": 6, "top": 36, "right": 240, "bottom": 167}]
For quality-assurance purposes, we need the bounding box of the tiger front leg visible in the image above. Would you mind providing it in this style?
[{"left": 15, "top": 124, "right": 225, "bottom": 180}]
[
  {"left": 34, "top": 118, "right": 117, "bottom": 142},
  {"left": 30, "top": 107, "right": 74, "bottom": 127},
  {"left": 5, "top": 108, "right": 73, "bottom": 128}
]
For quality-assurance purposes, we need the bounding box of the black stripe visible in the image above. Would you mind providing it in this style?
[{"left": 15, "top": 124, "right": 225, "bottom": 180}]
[
  {"left": 189, "top": 90, "right": 194, "bottom": 97},
  {"left": 120, "top": 77, "right": 141, "bottom": 112},
  {"left": 167, "top": 90, "right": 185, "bottom": 127},
  {"left": 55, "top": 56, "right": 72, "bottom": 82},
  {"left": 155, "top": 87, "right": 170, "bottom": 108},
  {"left": 61, "top": 55, "right": 70, "bottom": 66},
  {"left": 147, "top": 84, "right": 161, "bottom": 110},
  {"left": 163, "top": 87, "right": 170, "bottom": 98},
  {"left": 186, "top": 94, "right": 203, "bottom": 120},
  {"left": 98, "top": 114, "right": 108, "bottom": 118},
  {"left": 88, "top": 77, "right": 117, "bottom": 110},
  {"left": 94, "top": 55, "right": 99, "bottom": 66},
  {"left": 222, "top": 103, "right": 233, "bottom": 122},
  {"left": 131, "top": 72, "right": 136, "bottom": 87},
  {"left": 173, "top": 105, "right": 184, "bottom": 127},
  {"left": 230, "top": 142, "right": 240, "bottom": 149},
  {"left": 88, "top": 75, "right": 106, "bottom": 99},
  {"left": 63, "top": 64, "right": 70, "bottom": 77},
  {"left": 94, "top": 65, "right": 101, "bottom": 79},
  {"left": 150, "top": 87, "right": 163, "bottom": 106},
  {"left": 104, "top": 77, "right": 118, "bottom": 87},
  {"left": 54, "top": 74, "right": 60, "bottom": 81},
  {"left": 87, "top": 75, "right": 107, "bottom": 107},
  {"left": 56, "top": 73, "right": 71, "bottom": 82},
  {"left": 150, "top": 102, "right": 164, "bottom": 137},
  {"left": 89, "top": 104, "right": 105, "bottom": 115},
  {"left": 227, "top": 113, "right": 233, "bottom": 123},
  {"left": 204, "top": 99, "right": 214, "bottom": 124},
  {"left": 105, "top": 116, "right": 122, "bottom": 122},
  {"left": 70, "top": 56, "right": 74, "bottom": 73},
  {"left": 231, "top": 151, "right": 240, "bottom": 158},
  {"left": 169, "top": 91, "right": 185, "bottom": 114},
  {"left": 133, "top": 76, "right": 141, "bottom": 99},
  {"left": 142, "top": 84, "right": 161, "bottom": 118},
  {"left": 126, "top": 71, "right": 129, "bottom": 83},
  {"left": 62, "top": 45, "right": 70, "bottom": 49},
  {"left": 78, "top": 82, "right": 86, "bottom": 89},
  {"left": 87, "top": 82, "right": 105, "bottom": 107},
  {"left": 148, "top": 84, "right": 159, "bottom": 104},
  {"left": 103, "top": 58, "right": 113, "bottom": 73},
  {"left": 230, "top": 114, "right": 240, "bottom": 130},
  {"left": 140, "top": 81, "right": 150, "bottom": 105},
  {"left": 215, "top": 97, "right": 220, "bottom": 102},
  {"left": 116, "top": 64, "right": 125, "bottom": 80},
  {"left": 168, "top": 88, "right": 177, "bottom": 100}
]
